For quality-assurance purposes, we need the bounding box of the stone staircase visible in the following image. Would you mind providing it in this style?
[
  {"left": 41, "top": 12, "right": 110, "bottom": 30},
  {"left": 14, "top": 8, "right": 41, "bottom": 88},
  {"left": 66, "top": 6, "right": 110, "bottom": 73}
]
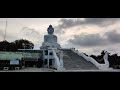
[{"left": 61, "top": 49, "right": 98, "bottom": 70}]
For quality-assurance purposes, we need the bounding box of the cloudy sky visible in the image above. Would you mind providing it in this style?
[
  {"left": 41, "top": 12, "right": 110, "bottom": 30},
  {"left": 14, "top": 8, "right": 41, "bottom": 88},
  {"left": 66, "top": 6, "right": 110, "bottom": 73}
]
[{"left": 0, "top": 18, "right": 120, "bottom": 55}]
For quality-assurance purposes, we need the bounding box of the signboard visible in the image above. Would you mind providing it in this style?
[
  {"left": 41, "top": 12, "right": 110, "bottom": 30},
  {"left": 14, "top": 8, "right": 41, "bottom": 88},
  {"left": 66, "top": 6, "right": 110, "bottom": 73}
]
[{"left": 10, "top": 60, "right": 19, "bottom": 65}]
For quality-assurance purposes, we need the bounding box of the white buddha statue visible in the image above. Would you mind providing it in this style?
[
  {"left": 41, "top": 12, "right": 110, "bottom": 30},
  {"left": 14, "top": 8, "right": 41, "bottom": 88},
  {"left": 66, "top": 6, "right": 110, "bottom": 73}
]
[{"left": 40, "top": 25, "right": 61, "bottom": 49}]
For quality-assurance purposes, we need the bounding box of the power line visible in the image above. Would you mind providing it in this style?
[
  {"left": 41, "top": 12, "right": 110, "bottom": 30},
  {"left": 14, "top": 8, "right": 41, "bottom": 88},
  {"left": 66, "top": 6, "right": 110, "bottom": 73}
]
[
  {"left": 4, "top": 18, "right": 7, "bottom": 41},
  {"left": 1, "top": 18, "right": 30, "bottom": 42},
  {"left": 3, "top": 18, "right": 28, "bottom": 41}
]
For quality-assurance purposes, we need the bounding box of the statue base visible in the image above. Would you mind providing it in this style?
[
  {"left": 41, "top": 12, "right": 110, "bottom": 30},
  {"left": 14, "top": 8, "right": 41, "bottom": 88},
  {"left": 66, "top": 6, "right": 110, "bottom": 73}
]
[{"left": 40, "top": 42, "right": 61, "bottom": 49}]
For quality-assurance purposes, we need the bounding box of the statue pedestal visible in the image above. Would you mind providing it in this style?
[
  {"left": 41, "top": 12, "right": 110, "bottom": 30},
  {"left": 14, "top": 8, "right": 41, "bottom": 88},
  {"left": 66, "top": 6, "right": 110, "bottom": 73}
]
[{"left": 41, "top": 41, "right": 61, "bottom": 49}]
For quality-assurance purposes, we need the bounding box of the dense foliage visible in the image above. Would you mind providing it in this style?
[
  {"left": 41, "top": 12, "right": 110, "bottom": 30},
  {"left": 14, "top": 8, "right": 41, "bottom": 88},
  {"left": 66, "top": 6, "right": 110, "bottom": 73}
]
[
  {"left": 0, "top": 39, "right": 34, "bottom": 51},
  {"left": 90, "top": 50, "right": 120, "bottom": 69}
]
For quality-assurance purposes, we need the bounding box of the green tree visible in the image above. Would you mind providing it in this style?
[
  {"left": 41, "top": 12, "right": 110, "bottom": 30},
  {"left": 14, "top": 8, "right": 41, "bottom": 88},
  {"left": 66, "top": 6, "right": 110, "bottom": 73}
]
[
  {"left": 0, "top": 39, "right": 34, "bottom": 51},
  {"left": 13, "top": 39, "right": 34, "bottom": 50},
  {"left": 0, "top": 40, "right": 10, "bottom": 51}
]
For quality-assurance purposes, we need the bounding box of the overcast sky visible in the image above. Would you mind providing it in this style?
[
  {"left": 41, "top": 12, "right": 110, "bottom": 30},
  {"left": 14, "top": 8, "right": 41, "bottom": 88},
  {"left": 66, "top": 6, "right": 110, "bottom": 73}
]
[{"left": 0, "top": 18, "right": 120, "bottom": 55}]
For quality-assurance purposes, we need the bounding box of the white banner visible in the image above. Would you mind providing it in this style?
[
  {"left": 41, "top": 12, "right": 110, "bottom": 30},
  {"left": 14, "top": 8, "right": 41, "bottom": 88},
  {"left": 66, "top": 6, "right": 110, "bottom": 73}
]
[{"left": 10, "top": 60, "right": 19, "bottom": 65}]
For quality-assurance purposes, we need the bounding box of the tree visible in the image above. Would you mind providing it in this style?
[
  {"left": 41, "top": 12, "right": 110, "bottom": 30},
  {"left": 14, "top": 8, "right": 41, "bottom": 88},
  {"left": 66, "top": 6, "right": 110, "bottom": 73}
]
[
  {"left": 9, "top": 42, "right": 18, "bottom": 51},
  {"left": 101, "top": 50, "right": 105, "bottom": 57},
  {"left": 0, "top": 39, "right": 34, "bottom": 51},
  {"left": 0, "top": 40, "right": 10, "bottom": 51},
  {"left": 13, "top": 39, "right": 34, "bottom": 50},
  {"left": 90, "top": 50, "right": 106, "bottom": 64}
]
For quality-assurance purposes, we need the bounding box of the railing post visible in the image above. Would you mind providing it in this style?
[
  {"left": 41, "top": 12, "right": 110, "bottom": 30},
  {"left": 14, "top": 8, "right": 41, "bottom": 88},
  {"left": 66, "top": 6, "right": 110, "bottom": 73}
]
[{"left": 48, "top": 49, "right": 49, "bottom": 69}]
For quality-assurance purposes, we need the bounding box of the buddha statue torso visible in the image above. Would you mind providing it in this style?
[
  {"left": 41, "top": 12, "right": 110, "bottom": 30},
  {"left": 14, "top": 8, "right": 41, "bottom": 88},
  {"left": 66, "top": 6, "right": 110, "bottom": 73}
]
[{"left": 44, "top": 34, "right": 57, "bottom": 43}]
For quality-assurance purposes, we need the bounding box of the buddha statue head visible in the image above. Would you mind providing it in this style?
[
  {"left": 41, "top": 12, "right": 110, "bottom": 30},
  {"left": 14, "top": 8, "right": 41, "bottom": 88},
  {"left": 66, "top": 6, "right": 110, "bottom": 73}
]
[{"left": 47, "top": 25, "right": 54, "bottom": 35}]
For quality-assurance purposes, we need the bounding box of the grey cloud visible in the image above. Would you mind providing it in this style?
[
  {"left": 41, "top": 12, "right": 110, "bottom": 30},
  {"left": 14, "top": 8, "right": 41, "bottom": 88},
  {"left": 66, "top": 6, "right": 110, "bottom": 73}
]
[
  {"left": 6, "top": 35, "right": 20, "bottom": 42},
  {"left": 1, "top": 26, "right": 40, "bottom": 43},
  {"left": 55, "top": 18, "right": 120, "bottom": 33},
  {"left": 55, "top": 19, "right": 82, "bottom": 32},
  {"left": 57, "top": 19, "right": 80, "bottom": 29},
  {"left": 69, "top": 30, "right": 120, "bottom": 47},
  {"left": 0, "top": 29, "right": 4, "bottom": 36},
  {"left": 69, "top": 33, "right": 107, "bottom": 47},
  {"left": 83, "top": 18, "right": 119, "bottom": 26},
  {"left": 92, "top": 48, "right": 102, "bottom": 53},
  {"left": 105, "top": 30, "right": 120, "bottom": 43},
  {"left": 0, "top": 29, "right": 20, "bottom": 42},
  {"left": 21, "top": 27, "right": 40, "bottom": 38},
  {"left": 0, "top": 29, "right": 4, "bottom": 40}
]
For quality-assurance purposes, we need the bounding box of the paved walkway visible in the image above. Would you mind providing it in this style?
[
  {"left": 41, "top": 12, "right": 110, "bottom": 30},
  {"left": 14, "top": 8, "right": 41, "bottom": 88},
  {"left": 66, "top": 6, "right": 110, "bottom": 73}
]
[
  {"left": 0, "top": 67, "right": 54, "bottom": 72},
  {"left": 0, "top": 67, "right": 120, "bottom": 72},
  {"left": 54, "top": 69, "right": 120, "bottom": 72}
]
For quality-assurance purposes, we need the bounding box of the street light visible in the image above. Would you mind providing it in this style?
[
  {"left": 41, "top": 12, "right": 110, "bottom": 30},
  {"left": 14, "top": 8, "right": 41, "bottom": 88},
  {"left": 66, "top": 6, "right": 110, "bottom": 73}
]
[{"left": 22, "top": 43, "right": 25, "bottom": 50}]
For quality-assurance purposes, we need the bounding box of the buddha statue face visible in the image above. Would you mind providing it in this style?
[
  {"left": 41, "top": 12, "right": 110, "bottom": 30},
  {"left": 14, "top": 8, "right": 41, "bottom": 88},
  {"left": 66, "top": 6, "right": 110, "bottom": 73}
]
[{"left": 47, "top": 25, "right": 54, "bottom": 34}]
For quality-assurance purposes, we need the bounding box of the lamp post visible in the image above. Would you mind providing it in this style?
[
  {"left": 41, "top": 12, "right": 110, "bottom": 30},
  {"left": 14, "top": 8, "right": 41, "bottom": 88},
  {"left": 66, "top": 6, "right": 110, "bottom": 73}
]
[
  {"left": 22, "top": 43, "right": 25, "bottom": 50},
  {"left": 22, "top": 43, "right": 25, "bottom": 67},
  {"left": 48, "top": 49, "right": 49, "bottom": 69}
]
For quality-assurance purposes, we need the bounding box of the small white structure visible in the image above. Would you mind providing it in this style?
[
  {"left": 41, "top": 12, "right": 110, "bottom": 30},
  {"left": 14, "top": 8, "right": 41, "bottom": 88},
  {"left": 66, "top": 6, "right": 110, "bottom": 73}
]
[
  {"left": 4, "top": 67, "right": 9, "bottom": 71},
  {"left": 41, "top": 48, "right": 65, "bottom": 71}
]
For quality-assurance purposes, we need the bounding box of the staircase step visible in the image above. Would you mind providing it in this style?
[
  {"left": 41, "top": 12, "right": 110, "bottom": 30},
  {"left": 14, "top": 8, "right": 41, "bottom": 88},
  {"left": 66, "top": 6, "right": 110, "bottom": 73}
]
[{"left": 61, "top": 49, "right": 98, "bottom": 70}]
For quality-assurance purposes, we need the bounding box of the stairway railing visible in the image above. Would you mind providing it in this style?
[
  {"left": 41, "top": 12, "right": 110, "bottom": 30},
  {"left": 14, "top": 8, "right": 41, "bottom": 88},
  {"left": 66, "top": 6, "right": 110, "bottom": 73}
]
[
  {"left": 71, "top": 48, "right": 113, "bottom": 70},
  {"left": 52, "top": 49, "right": 65, "bottom": 71}
]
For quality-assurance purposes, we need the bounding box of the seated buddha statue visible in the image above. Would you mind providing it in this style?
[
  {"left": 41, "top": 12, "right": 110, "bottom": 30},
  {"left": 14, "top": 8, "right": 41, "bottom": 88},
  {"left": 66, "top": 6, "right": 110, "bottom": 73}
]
[{"left": 40, "top": 25, "right": 61, "bottom": 49}]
